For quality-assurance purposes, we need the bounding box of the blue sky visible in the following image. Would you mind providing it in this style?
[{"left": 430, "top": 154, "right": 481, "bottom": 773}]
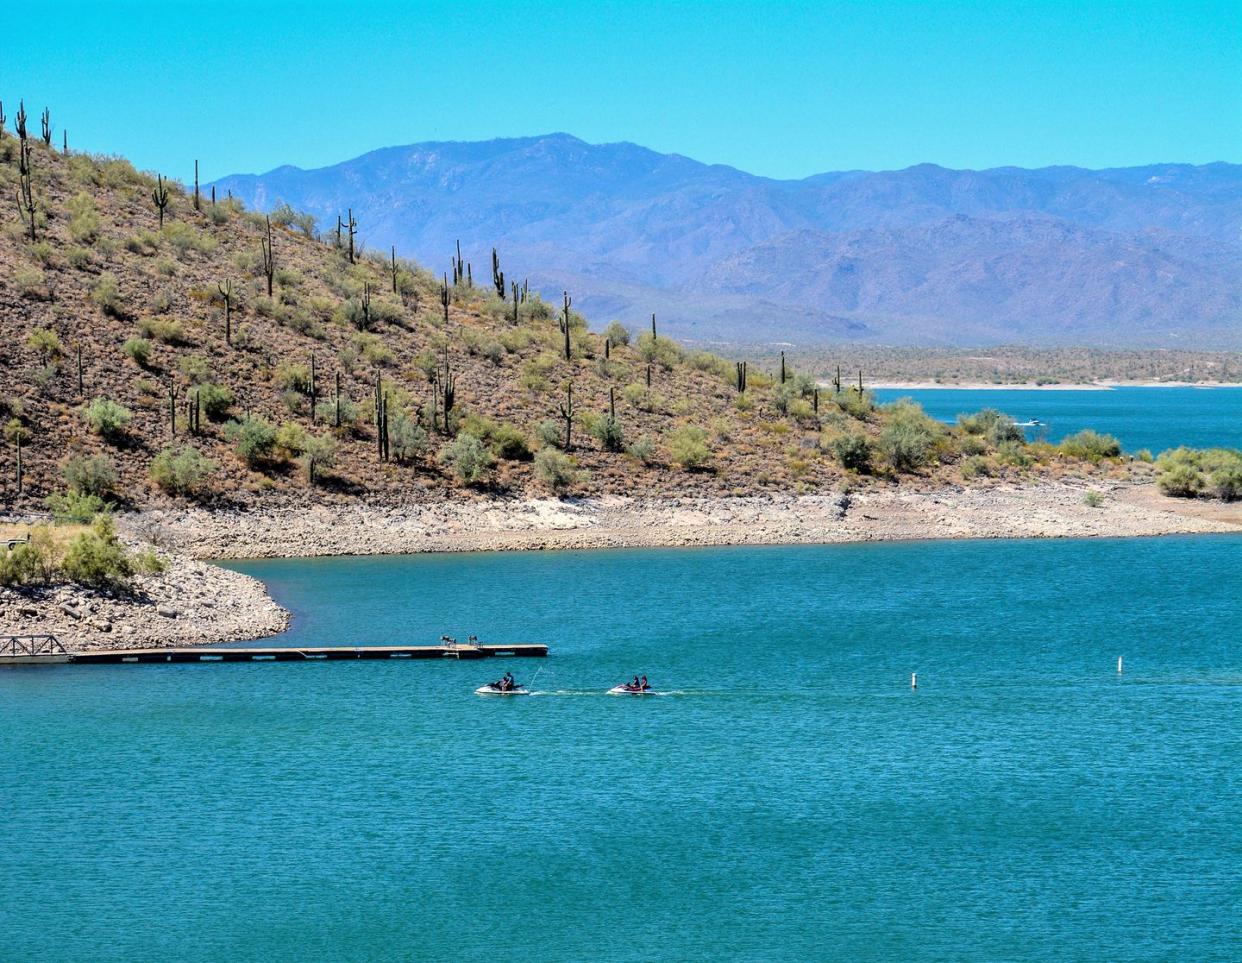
[{"left": 9, "top": 0, "right": 1240, "bottom": 182}]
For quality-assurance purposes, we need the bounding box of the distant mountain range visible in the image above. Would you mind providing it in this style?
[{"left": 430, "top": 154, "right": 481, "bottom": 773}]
[{"left": 212, "top": 134, "right": 1242, "bottom": 346}]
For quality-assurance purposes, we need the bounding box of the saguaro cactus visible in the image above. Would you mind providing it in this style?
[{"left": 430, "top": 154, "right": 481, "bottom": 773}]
[
  {"left": 736, "top": 361, "right": 747, "bottom": 393},
  {"left": 780, "top": 351, "right": 787, "bottom": 384},
  {"left": 309, "top": 354, "right": 317, "bottom": 423},
  {"left": 558, "top": 382, "right": 575, "bottom": 450},
  {"left": 346, "top": 209, "right": 358, "bottom": 263},
  {"left": 17, "top": 170, "right": 36, "bottom": 241},
  {"left": 260, "top": 216, "right": 275, "bottom": 296},
  {"left": 390, "top": 246, "right": 398, "bottom": 294},
  {"left": 152, "top": 174, "right": 170, "bottom": 228},
  {"left": 217, "top": 279, "right": 234, "bottom": 345},
  {"left": 193, "top": 160, "right": 201, "bottom": 212},
  {"left": 561, "top": 291, "right": 573, "bottom": 361},
  {"left": 40, "top": 107, "right": 50, "bottom": 145},
  {"left": 359, "top": 282, "right": 372, "bottom": 331},
  {"left": 14, "top": 100, "right": 28, "bottom": 142},
  {"left": 492, "top": 248, "right": 505, "bottom": 298},
  {"left": 440, "top": 275, "right": 450, "bottom": 326}
]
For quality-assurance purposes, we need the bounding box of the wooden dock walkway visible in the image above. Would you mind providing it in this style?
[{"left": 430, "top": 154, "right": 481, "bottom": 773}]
[{"left": 56, "top": 642, "right": 548, "bottom": 665}]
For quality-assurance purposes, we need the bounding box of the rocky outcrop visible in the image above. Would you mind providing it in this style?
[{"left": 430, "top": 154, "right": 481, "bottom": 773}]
[{"left": 0, "top": 544, "right": 289, "bottom": 653}]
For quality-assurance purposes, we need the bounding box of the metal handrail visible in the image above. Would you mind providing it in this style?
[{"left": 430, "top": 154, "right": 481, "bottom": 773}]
[{"left": 0, "top": 635, "right": 69, "bottom": 658}]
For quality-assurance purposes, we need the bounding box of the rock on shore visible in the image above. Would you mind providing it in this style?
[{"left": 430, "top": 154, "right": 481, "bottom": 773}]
[{"left": 0, "top": 542, "right": 289, "bottom": 653}]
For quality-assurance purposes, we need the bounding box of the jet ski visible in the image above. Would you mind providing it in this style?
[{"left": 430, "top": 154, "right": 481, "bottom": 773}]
[
  {"left": 475, "top": 681, "right": 528, "bottom": 696},
  {"left": 608, "top": 683, "right": 657, "bottom": 696}
]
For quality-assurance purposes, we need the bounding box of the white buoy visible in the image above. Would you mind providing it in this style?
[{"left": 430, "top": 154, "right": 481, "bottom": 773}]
[
  {"left": 911, "top": 672, "right": 918, "bottom": 690},
  {"left": 1117, "top": 656, "right": 1123, "bottom": 675}
]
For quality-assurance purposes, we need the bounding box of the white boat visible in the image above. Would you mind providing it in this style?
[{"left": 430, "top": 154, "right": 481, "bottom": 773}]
[
  {"left": 1014, "top": 419, "right": 1044, "bottom": 427},
  {"left": 608, "top": 684, "right": 658, "bottom": 696},
  {"left": 474, "top": 683, "right": 529, "bottom": 696}
]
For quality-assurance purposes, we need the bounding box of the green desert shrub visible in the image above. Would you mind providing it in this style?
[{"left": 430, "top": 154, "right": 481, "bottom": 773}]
[
  {"left": 626, "top": 435, "right": 656, "bottom": 464},
  {"left": 667, "top": 425, "right": 711, "bottom": 469},
  {"left": 83, "top": 398, "right": 132, "bottom": 441},
  {"left": 534, "top": 448, "right": 579, "bottom": 491},
  {"left": 636, "top": 331, "right": 684, "bottom": 369},
  {"left": 1059, "top": 429, "right": 1122, "bottom": 463},
  {"left": 996, "top": 440, "right": 1033, "bottom": 468},
  {"left": 388, "top": 410, "right": 428, "bottom": 461},
  {"left": 67, "top": 193, "right": 101, "bottom": 244},
  {"left": 275, "top": 362, "right": 311, "bottom": 394},
  {"left": 961, "top": 455, "right": 993, "bottom": 480},
  {"left": 45, "top": 490, "right": 108, "bottom": 524},
  {"left": 443, "top": 433, "right": 495, "bottom": 485},
  {"left": 603, "top": 321, "right": 631, "bottom": 347},
  {"left": 150, "top": 446, "right": 217, "bottom": 496},
  {"left": 63, "top": 454, "right": 117, "bottom": 496},
  {"left": 592, "top": 414, "right": 625, "bottom": 452},
  {"left": 122, "top": 337, "right": 152, "bottom": 367},
  {"left": 25, "top": 327, "right": 64, "bottom": 361},
  {"left": 137, "top": 316, "right": 187, "bottom": 345},
  {"left": 958, "top": 408, "right": 1023, "bottom": 445},
  {"left": 225, "top": 416, "right": 278, "bottom": 467},
  {"left": 91, "top": 273, "right": 124, "bottom": 316},
  {"left": 877, "top": 399, "right": 943, "bottom": 472},
  {"left": 1155, "top": 447, "right": 1242, "bottom": 500},
  {"left": 178, "top": 355, "right": 211, "bottom": 384},
  {"left": 830, "top": 433, "right": 872, "bottom": 472},
  {"left": 535, "top": 419, "right": 563, "bottom": 449},
  {"left": 300, "top": 434, "right": 338, "bottom": 484},
  {"left": 0, "top": 526, "right": 59, "bottom": 586},
  {"left": 1083, "top": 490, "right": 1105, "bottom": 507},
  {"left": 60, "top": 516, "right": 133, "bottom": 588},
  {"left": 196, "top": 383, "right": 234, "bottom": 421}
]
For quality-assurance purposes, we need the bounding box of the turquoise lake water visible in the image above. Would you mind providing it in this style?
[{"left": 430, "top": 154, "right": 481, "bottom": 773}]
[
  {"left": 873, "top": 386, "right": 1242, "bottom": 453},
  {"left": 4, "top": 536, "right": 1241, "bottom": 962}
]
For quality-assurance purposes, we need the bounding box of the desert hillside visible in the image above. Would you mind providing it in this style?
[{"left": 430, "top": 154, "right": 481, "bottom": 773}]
[{"left": 0, "top": 123, "right": 1130, "bottom": 513}]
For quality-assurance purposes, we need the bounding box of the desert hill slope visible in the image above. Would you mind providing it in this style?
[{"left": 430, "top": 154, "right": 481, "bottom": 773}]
[{"left": 0, "top": 130, "right": 1131, "bottom": 512}]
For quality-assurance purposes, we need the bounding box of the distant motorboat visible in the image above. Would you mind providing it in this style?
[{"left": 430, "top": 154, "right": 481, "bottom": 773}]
[{"left": 1014, "top": 419, "right": 1044, "bottom": 428}]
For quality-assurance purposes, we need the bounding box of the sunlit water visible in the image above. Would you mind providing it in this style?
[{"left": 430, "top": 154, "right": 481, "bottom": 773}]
[
  {"left": 4, "top": 537, "right": 1241, "bottom": 962},
  {"left": 873, "top": 386, "right": 1242, "bottom": 453}
]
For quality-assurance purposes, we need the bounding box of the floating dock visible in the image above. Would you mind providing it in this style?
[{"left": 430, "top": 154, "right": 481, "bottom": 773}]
[{"left": 3, "top": 635, "right": 547, "bottom": 666}]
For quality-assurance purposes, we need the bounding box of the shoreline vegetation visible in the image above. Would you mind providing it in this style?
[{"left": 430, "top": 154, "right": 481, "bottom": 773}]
[{"left": 754, "top": 346, "right": 1242, "bottom": 388}]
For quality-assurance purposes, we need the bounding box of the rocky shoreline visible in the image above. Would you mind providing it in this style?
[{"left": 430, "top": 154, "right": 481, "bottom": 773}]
[
  {"left": 0, "top": 538, "right": 290, "bottom": 653},
  {"left": 5, "top": 481, "right": 1235, "bottom": 654},
  {"left": 129, "top": 479, "right": 1238, "bottom": 560}
]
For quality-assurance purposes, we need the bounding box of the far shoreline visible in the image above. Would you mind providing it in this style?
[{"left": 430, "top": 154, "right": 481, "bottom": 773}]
[{"left": 866, "top": 381, "right": 1242, "bottom": 391}]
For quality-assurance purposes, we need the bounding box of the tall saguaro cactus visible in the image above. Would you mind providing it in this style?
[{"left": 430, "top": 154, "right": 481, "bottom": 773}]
[
  {"left": 736, "top": 361, "right": 747, "bottom": 393},
  {"left": 560, "top": 291, "right": 573, "bottom": 361},
  {"left": 217, "top": 279, "right": 234, "bottom": 345},
  {"left": 17, "top": 169, "right": 36, "bottom": 241},
  {"left": 152, "top": 174, "right": 170, "bottom": 228},
  {"left": 492, "top": 248, "right": 505, "bottom": 298},
  {"left": 193, "top": 160, "right": 201, "bottom": 212},
  {"left": 558, "top": 382, "right": 575, "bottom": 450},
  {"left": 40, "top": 107, "right": 50, "bottom": 145},
  {"left": 346, "top": 209, "right": 358, "bottom": 263},
  {"left": 260, "top": 216, "right": 275, "bottom": 296}
]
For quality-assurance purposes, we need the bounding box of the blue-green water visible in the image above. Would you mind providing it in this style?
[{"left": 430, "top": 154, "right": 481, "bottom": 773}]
[
  {"left": 4, "top": 537, "right": 1241, "bottom": 962},
  {"left": 873, "top": 386, "right": 1242, "bottom": 453}
]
